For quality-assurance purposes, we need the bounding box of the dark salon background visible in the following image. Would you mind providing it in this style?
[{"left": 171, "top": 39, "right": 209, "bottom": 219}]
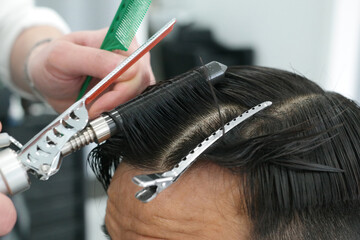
[{"left": 0, "top": 0, "right": 359, "bottom": 239}]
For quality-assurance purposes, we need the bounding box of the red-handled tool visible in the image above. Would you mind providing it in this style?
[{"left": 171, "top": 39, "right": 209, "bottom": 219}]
[{"left": 85, "top": 18, "right": 176, "bottom": 105}]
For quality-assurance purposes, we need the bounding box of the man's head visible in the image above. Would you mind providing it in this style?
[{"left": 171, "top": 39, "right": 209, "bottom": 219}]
[
  {"left": 105, "top": 161, "right": 250, "bottom": 239},
  {"left": 89, "top": 65, "right": 360, "bottom": 239}
]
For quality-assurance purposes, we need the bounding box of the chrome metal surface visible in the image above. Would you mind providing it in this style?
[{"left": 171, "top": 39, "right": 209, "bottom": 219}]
[
  {"left": 0, "top": 148, "right": 30, "bottom": 195},
  {"left": 61, "top": 126, "right": 94, "bottom": 157},
  {"left": 133, "top": 101, "right": 272, "bottom": 203},
  {"left": 9, "top": 136, "right": 23, "bottom": 150},
  {"left": 0, "top": 133, "right": 23, "bottom": 149},
  {"left": 89, "top": 116, "right": 111, "bottom": 143},
  {"left": 61, "top": 115, "right": 112, "bottom": 156},
  {"left": 205, "top": 61, "right": 228, "bottom": 83},
  {"left": 18, "top": 100, "right": 88, "bottom": 180}
]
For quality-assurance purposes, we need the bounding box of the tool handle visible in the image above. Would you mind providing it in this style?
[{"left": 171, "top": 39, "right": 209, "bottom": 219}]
[{"left": 84, "top": 19, "right": 176, "bottom": 105}]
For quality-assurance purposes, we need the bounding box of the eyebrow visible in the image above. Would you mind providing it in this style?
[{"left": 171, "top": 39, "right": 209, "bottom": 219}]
[{"left": 102, "top": 221, "right": 112, "bottom": 240}]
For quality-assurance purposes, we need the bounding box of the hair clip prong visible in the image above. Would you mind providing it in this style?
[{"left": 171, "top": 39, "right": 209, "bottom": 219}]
[{"left": 133, "top": 101, "right": 272, "bottom": 203}]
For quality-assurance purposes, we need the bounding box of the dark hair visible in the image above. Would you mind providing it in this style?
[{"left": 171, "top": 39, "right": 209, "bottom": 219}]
[{"left": 89, "top": 65, "right": 360, "bottom": 239}]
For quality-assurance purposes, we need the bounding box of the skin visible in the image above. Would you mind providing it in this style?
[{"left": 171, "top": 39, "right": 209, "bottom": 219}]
[
  {"left": 0, "top": 122, "right": 17, "bottom": 236},
  {"left": 10, "top": 26, "right": 154, "bottom": 118},
  {"left": 106, "top": 162, "right": 251, "bottom": 240},
  {"left": 4, "top": 24, "right": 153, "bottom": 236}
]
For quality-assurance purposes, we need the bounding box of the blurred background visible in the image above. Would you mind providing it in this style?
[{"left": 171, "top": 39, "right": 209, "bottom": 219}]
[{"left": 0, "top": 0, "right": 359, "bottom": 239}]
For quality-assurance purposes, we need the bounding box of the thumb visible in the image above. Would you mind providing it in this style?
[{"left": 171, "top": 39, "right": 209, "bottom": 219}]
[
  {"left": 0, "top": 194, "right": 17, "bottom": 236},
  {"left": 61, "top": 28, "right": 109, "bottom": 48},
  {"left": 47, "top": 40, "right": 126, "bottom": 80}
]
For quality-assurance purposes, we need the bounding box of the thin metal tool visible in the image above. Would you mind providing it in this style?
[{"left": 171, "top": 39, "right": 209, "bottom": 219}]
[
  {"left": 0, "top": 19, "right": 176, "bottom": 196},
  {"left": 84, "top": 18, "right": 176, "bottom": 105},
  {"left": 132, "top": 101, "right": 272, "bottom": 203}
]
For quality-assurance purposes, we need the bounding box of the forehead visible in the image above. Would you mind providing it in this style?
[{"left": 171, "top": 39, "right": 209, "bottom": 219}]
[{"left": 105, "top": 162, "right": 245, "bottom": 239}]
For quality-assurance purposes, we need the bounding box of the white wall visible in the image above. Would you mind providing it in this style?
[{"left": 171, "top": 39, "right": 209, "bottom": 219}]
[
  {"left": 325, "top": 0, "right": 360, "bottom": 100},
  {"left": 151, "top": 0, "right": 335, "bottom": 87}
]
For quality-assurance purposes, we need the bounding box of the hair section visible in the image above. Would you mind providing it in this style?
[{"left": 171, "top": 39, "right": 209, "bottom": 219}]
[{"left": 89, "top": 65, "right": 360, "bottom": 239}]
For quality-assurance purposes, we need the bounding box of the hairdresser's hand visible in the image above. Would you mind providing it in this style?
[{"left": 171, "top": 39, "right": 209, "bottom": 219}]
[
  {"left": 27, "top": 28, "right": 155, "bottom": 118},
  {"left": 0, "top": 122, "right": 17, "bottom": 236}
]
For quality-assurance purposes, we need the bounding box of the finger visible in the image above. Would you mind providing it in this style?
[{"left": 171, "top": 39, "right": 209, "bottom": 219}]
[
  {"left": 48, "top": 41, "right": 127, "bottom": 80},
  {"left": 88, "top": 74, "right": 149, "bottom": 118},
  {"left": 149, "top": 72, "right": 156, "bottom": 85},
  {"left": 142, "top": 53, "right": 156, "bottom": 85},
  {"left": 86, "top": 63, "right": 141, "bottom": 94},
  {"left": 63, "top": 30, "right": 140, "bottom": 55},
  {"left": 61, "top": 28, "right": 109, "bottom": 48},
  {"left": 0, "top": 194, "right": 17, "bottom": 236},
  {"left": 112, "top": 37, "right": 140, "bottom": 56},
  {"left": 0, "top": 122, "right": 2, "bottom": 131}
]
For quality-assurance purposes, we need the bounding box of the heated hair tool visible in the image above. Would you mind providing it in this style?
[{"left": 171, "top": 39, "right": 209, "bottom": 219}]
[
  {"left": 0, "top": 19, "right": 175, "bottom": 196},
  {"left": 61, "top": 61, "right": 229, "bottom": 156}
]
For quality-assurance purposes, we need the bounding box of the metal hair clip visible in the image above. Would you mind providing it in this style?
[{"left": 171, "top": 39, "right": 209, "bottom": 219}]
[{"left": 133, "top": 101, "right": 272, "bottom": 202}]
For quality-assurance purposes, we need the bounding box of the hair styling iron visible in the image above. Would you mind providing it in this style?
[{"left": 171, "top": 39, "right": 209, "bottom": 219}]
[{"left": 0, "top": 19, "right": 176, "bottom": 196}]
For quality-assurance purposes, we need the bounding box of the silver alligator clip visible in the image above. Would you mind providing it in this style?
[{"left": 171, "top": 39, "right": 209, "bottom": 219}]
[{"left": 133, "top": 101, "right": 272, "bottom": 203}]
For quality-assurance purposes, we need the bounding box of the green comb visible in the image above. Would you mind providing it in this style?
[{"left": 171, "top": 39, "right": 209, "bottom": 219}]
[{"left": 77, "top": 0, "right": 152, "bottom": 100}]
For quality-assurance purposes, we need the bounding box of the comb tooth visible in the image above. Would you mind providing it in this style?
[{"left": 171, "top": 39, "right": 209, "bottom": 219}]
[
  {"left": 113, "top": 0, "right": 152, "bottom": 49},
  {"left": 76, "top": 0, "right": 152, "bottom": 99}
]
